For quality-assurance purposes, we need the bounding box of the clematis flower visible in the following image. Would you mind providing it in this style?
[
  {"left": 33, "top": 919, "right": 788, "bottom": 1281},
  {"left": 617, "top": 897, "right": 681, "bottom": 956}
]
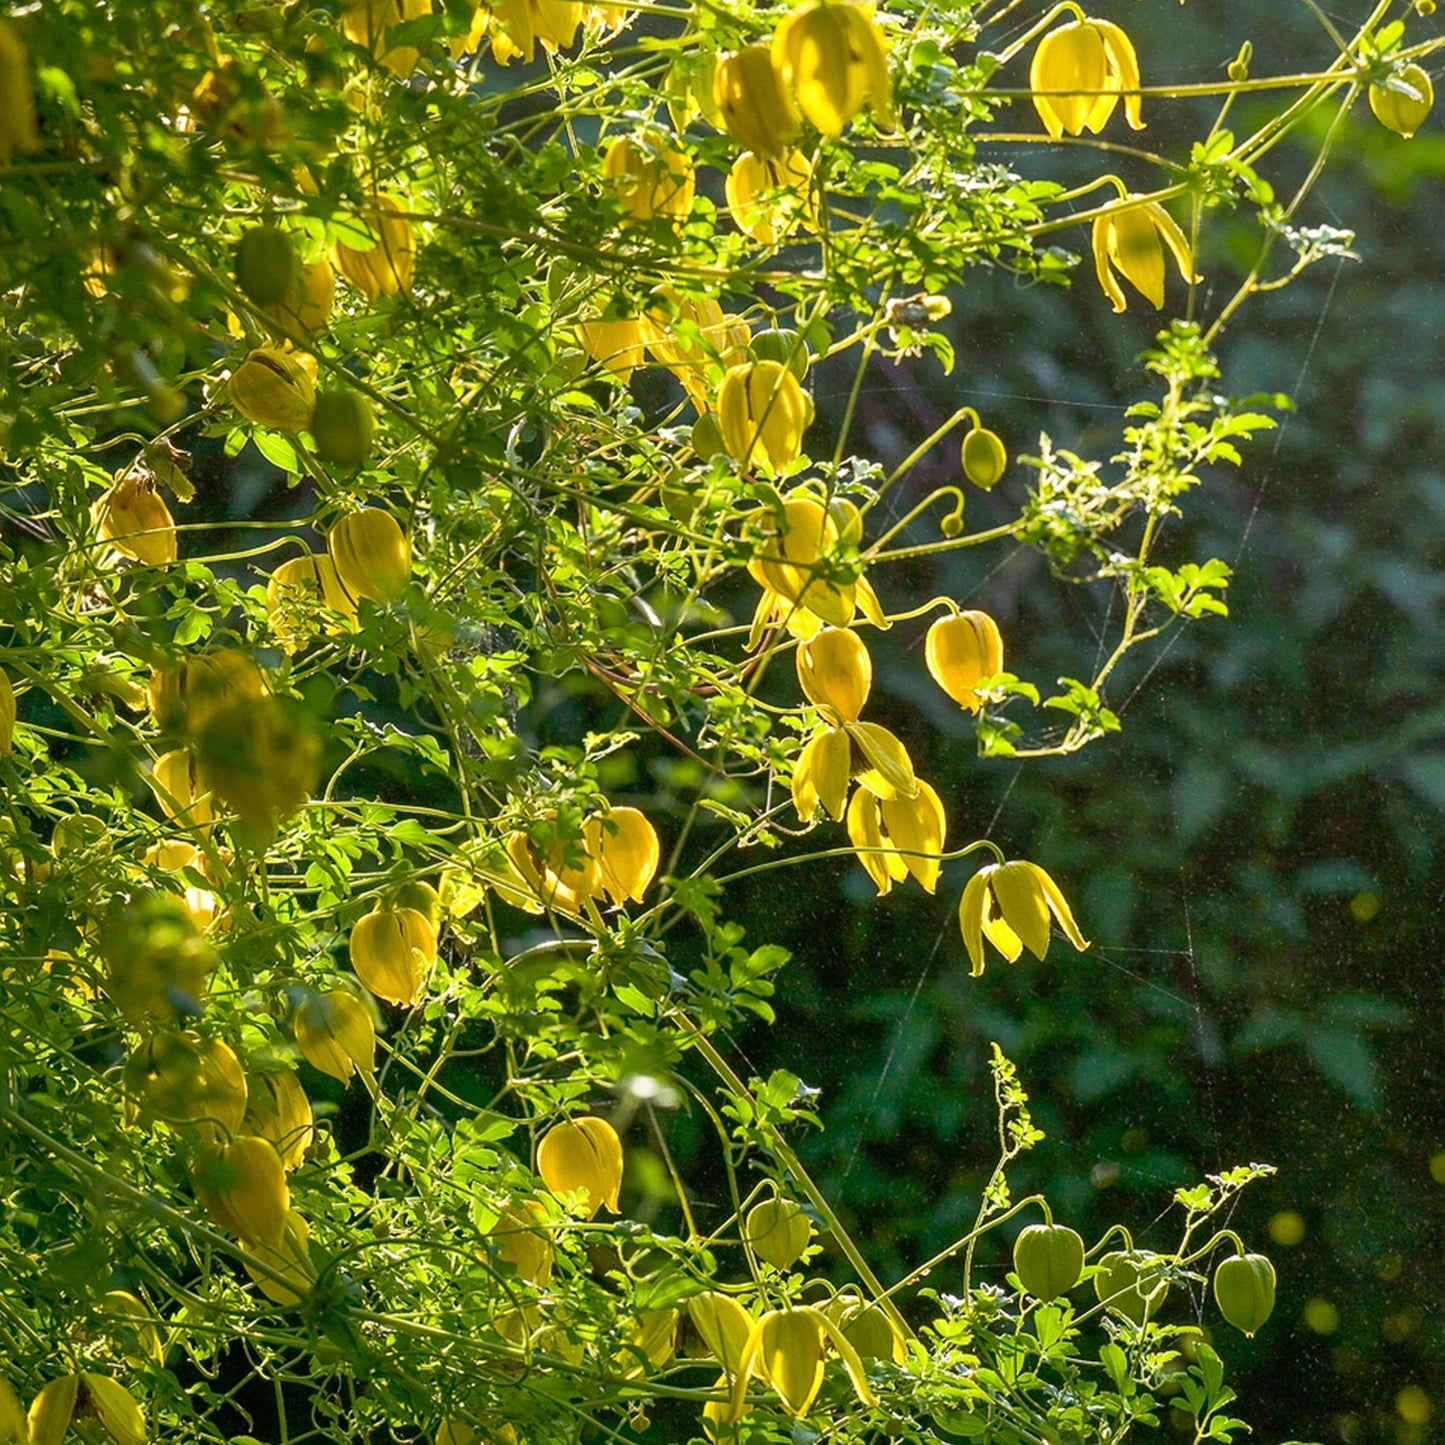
[
  {"left": 725, "top": 1306, "right": 877, "bottom": 1422},
  {"left": 796, "top": 627, "right": 871, "bottom": 723},
  {"left": 602, "top": 130, "right": 696, "bottom": 226},
  {"left": 1091, "top": 197, "right": 1199, "bottom": 313},
  {"left": 791, "top": 726, "right": 852, "bottom": 822},
  {"left": 714, "top": 45, "right": 800, "bottom": 157},
  {"left": 958, "top": 859, "right": 1088, "bottom": 976},
  {"left": 846, "top": 781, "right": 946, "bottom": 895},
  {"left": 1029, "top": 15, "right": 1144, "bottom": 139},
  {"left": 718, "top": 360, "right": 814, "bottom": 472},
  {"left": 925, "top": 611, "right": 1003, "bottom": 712},
  {"left": 726, "top": 150, "right": 815, "bottom": 246},
  {"left": 536, "top": 1115, "right": 623, "bottom": 1218},
  {"left": 772, "top": 1, "right": 895, "bottom": 137}
]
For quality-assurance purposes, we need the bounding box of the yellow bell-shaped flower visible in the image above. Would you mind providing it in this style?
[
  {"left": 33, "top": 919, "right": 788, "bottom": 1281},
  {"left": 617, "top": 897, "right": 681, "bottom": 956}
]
[
  {"left": 602, "top": 131, "right": 695, "bottom": 226},
  {"left": 349, "top": 904, "right": 437, "bottom": 1006},
  {"left": 334, "top": 194, "right": 415, "bottom": 300},
  {"left": 342, "top": 0, "right": 432, "bottom": 77},
  {"left": 958, "top": 859, "right": 1088, "bottom": 976},
  {"left": 718, "top": 359, "right": 814, "bottom": 472},
  {"left": 121, "top": 1029, "right": 247, "bottom": 1142},
  {"left": 98, "top": 892, "right": 217, "bottom": 1025},
  {"left": 486, "top": 1199, "right": 555, "bottom": 1284},
  {"left": 594, "top": 805, "right": 660, "bottom": 904},
  {"left": 191, "top": 1135, "right": 291, "bottom": 1246},
  {"left": 328, "top": 507, "right": 412, "bottom": 604},
  {"left": 1091, "top": 197, "right": 1199, "bottom": 313},
  {"left": 688, "top": 1292, "right": 755, "bottom": 1376},
  {"left": 646, "top": 288, "right": 748, "bottom": 406},
  {"left": 725, "top": 1306, "right": 877, "bottom": 1422},
  {"left": 294, "top": 990, "right": 376, "bottom": 1083},
  {"left": 1029, "top": 15, "right": 1144, "bottom": 139},
  {"left": 846, "top": 779, "right": 946, "bottom": 895},
  {"left": 772, "top": 1, "right": 895, "bottom": 137},
  {"left": 747, "top": 493, "right": 852, "bottom": 625},
  {"left": 243, "top": 1068, "right": 315, "bottom": 1170},
  {"left": 242, "top": 1208, "right": 315, "bottom": 1306},
  {"left": 148, "top": 648, "right": 269, "bottom": 740},
  {"left": 925, "top": 610, "right": 1004, "bottom": 712},
  {"left": 0, "top": 20, "right": 39, "bottom": 164},
  {"left": 150, "top": 747, "right": 217, "bottom": 831},
  {"left": 94, "top": 473, "right": 178, "bottom": 566},
  {"left": 230, "top": 347, "right": 317, "bottom": 432},
  {"left": 714, "top": 45, "right": 800, "bottom": 157},
  {"left": 262, "top": 256, "right": 335, "bottom": 337},
  {"left": 846, "top": 719, "right": 918, "bottom": 801},
  {"left": 267, "top": 552, "right": 360, "bottom": 651},
  {"left": 791, "top": 725, "right": 852, "bottom": 823},
  {"left": 726, "top": 149, "right": 815, "bottom": 245},
  {"left": 796, "top": 626, "right": 872, "bottom": 723},
  {"left": 577, "top": 309, "right": 659, "bottom": 383},
  {"left": 536, "top": 1115, "right": 624, "bottom": 1218}
]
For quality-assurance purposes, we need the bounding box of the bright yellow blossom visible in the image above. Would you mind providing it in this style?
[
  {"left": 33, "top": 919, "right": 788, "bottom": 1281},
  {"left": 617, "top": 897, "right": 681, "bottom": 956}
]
[
  {"left": 725, "top": 1306, "right": 877, "bottom": 1422},
  {"left": 772, "top": 1, "right": 895, "bottom": 137},
  {"left": 847, "top": 781, "right": 946, "bottom": 895},
  {"left": 1029, "top": 15, "right": 1144, "bottom": 139},
  {"left": 796, "top": 626, "right": 871, "bottom": 723},
  {"left": 958, "top": 859, "right": 1088, "bottom": 976},
  {"left": 1092, "top": 197, "right": 1200, "bottom": 313}
]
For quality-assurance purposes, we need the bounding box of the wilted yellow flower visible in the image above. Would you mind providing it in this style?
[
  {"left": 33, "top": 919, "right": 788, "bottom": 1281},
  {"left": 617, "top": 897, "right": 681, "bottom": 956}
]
[
  {"left": 958, "top": 859, "right": 1088, "bottom": 976},
  {"left": 772, "top": 1, "right": 895, "bottom": 137},
  {"left": 602, "top": 131, "right": 695, "bottom": 226},
  {"left": 1092, "top": 197, "right": 1199, "bottom": 313},
  {"left": 925, "top": 610, "right": 1004, "bottom": 712},
  {"left": 846, "top": 780, "right": 945, "bottom": 895},
  {"left": 94, "top": 473, "right": 178, "bottom": 566},
  {"left": 725, "top": 149, "right": 815, "bottom": 245},
  {"left": 714, "top": 45, "right": 800, "bottom": 157},
  {"left": 724, "top": 1306, "right": 877, "bottom": 1423},
  {"left": 536, "top": 1115, "right": 623, "bottom": 1217},
  {"left": 1029, "top": 16, "right": 1144, "bottom": 139},
  {"left": 796, "top": 626, "right": 872, "bottom": 723},
  {"left": 719, "top": 360, "right": 814, "bottom": 472}
]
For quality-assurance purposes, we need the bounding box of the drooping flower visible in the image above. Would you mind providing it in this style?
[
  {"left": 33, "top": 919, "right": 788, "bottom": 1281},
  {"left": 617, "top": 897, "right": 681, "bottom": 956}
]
[
  {"left": 846, "top": 780, "right": 946, "bottom": 895},
  {"left": 602, "top": 130, "right": 696, "bottom": 226},
  {"left": 536, "top": 1116, "right": 624, "bottom": 1218},
  {"left": 791, "top": 726, "right": 851, "bottom": 822},
  {"left": 1029, "top": 15, "right": 1144, "bottom": 139},
  {"left": 714, "top": 45, "right": 800, "bottom": 157},
  {"left": 1091, "top": 197, "right": 1200, "bottom": 313},
  {"left": 796, "top": 627, "right": 872, "bottom": 723},
  {"left": 718, "top": 359, "right": 814, "bottom": 472},
  {"left": 772, "top": 1, "right": 895, "bottom": 137},
  {"left": 726, "top": 150, "right": 816, "bottom": 245},
  {"left": 925, "top": 611, "right": 1004, "bottom": 712},
  {"left": 958, "top": 859, "right": 1088, "bottom": 976},
  {"left": 724, "top": 1306, "right": 877, "bottom": 1422}
]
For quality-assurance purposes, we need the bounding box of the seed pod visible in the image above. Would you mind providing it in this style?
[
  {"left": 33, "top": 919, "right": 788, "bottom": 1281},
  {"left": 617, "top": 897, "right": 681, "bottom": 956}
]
[
  {"left": 691, "top": 411, "right": 726, "bottom": 460},
  {"left": 94, "top": 474, "right": 178, "bottom": 566},
  {"left": 1093, "top": 1249, "right": 1169, "bottom": 1325},
  {"left": 924, "top": 610, "right": 1004, "bottom": 712},
  {"left": 749, "top": 327, "right": 811, "bottom": 380},
  {"left": 235, "top": 225, "right": 299, "bottom": 306},
  {"left": 334, "top": 194, "right": 415, "bottom": 300},
  {"left": 147, "top": 649, "right": 269, "bottom": 739},
  {"left": 744, "top": 1196, "right": 812, "bottom": 1269},
  {"left": 192, "top": 1135, "right": 290, "bottom": 1246},
  {"left": 385, "top": 879, "right": 442, "bottom": 928},
  {"left": 1213, "top": 1252, "right": 1276, "bottom": 1336},
  {"left": 263, "top": 256, "right": 335, "bottom": 335},
  {"left": 310, "top": 390, "right": 375, "bottom": 467},
  {"left": 1012, "top": 1223, "right": 1085, "bottom": 1300},
  {"left": 193, "top": 695, "right": 321, "bottom": 846},
  {"left": 230, "top": 348, "right": 316, "bottom": 432},
  {"left": 349, "top": 905, "right": 436, "bottom": 1006},
  {"left": 962, "top": 424, "right": 1008, "bottom": 489},
  {"left": 797, "top": 627, "right": 872, "bottom": 723},
  {"left": 714, "top": 46, "right": 800, "bottom": 158},
  {"left": 266, "top": 552, "right": 359, "bottom": 651},
  {"left": 243, "top": 1069, "right": 314, "bottom": 1170},
  {"left": 121, "top": 1029, "right": 247, "bottom": 1142},
  {"left": 0, "top": 665, "right": 14, "bottom": 754},
  {"left": 99, "top": 893, "right": 216, "bottom": 1025},
  {"left": 536, "top": 1116, "right": 624, "bottom": 1218},
  {"left": 1370, "top": 63, "right": 1434, "bottom": 138},
  {"left": 294, "top": 989, "right": 376, "bottom": 1083},
  {"left": 717, "top": 359, "right": 812, "bottom": 472},
  {"left": 602, "top": 131, "right": 696, "bottom": 226},
  {"left": 328, "top": 507, "right": 412, "bottom": 604}
]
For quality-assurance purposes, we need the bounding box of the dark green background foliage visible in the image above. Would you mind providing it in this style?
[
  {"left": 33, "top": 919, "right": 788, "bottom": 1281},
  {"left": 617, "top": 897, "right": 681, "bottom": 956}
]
[{"left": 704, "top": 8, "right": 1444, "bottom": 1443}]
